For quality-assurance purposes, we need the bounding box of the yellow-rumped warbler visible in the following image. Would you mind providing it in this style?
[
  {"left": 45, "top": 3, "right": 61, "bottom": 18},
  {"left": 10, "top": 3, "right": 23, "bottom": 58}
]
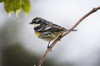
[{"left": 30, "top": 17, "right": 76, "bottom": 48}]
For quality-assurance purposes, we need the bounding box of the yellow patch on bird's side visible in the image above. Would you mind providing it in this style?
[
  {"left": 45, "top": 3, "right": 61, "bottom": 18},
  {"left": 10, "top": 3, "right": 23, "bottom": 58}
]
[{"left": 35, "top": 32, "right": 39, "bottom": 37}]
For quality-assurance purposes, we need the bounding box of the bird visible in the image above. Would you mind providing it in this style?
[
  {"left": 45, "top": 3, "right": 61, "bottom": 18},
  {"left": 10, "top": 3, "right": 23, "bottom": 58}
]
[{"left": 30, "top": 17, "right": 76, "bottom": 48}]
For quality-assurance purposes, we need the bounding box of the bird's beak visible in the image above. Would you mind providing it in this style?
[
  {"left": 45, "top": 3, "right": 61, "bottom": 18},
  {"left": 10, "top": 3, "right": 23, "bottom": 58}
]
[{"left": 29, "top": 22, "right": 33, "bottom": 24}]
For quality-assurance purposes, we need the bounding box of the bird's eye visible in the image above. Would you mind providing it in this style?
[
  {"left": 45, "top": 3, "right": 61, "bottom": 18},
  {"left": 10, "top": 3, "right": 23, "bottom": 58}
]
[
  {"left": 35, "top": 19, "right": 40, "bottom": 23},
  {"left": 36, "top": 20, "right": 39, "bottom": 22}
]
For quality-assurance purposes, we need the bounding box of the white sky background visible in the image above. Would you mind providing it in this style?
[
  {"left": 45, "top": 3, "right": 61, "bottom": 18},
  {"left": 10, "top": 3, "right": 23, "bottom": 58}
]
[{"left": 0, "top": 0, "right": 100, "bottom": 66}]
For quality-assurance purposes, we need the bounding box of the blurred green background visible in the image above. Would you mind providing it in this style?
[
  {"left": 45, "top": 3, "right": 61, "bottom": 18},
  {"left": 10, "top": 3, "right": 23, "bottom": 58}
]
[{"left": 0, "top": 0, "right": 100, "bottom": 66}]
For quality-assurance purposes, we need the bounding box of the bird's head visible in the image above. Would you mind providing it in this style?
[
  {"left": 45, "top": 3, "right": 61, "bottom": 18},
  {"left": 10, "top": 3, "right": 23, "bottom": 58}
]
[{"left": 30, "top": 17, "right": 42, "bottom": 27}]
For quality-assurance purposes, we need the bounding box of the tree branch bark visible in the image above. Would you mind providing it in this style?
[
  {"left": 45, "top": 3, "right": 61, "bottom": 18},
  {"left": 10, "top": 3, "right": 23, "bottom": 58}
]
[{"left": 38, "top": 6, "right": 100, "bottom": 66}]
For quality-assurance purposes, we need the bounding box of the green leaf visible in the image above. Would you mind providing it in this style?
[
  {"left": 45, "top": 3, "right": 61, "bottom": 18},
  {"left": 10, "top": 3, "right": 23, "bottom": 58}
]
[
  {"left": 3, "top": 0, "right": 31, "bottom": 16},
  {"left": 13, "top": 0, "right": 21, "bottom": 16},
  {"left": 4, "top": 0, "right": 13, "bottom": 16},
  {"left": 22, "top": 0, "right": 31, "bottom": 16},
  {"left": 0, "top": 0, "right": 4, "bottom": 2}
]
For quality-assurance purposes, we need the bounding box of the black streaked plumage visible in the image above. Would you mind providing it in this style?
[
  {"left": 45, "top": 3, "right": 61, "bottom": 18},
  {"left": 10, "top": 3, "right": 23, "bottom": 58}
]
[{"left": 30, "top": 17, "right": 76, "bottom": 48}]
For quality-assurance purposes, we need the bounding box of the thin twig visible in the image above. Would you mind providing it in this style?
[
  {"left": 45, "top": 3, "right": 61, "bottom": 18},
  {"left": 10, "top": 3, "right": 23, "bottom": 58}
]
[{"left": 38, "top": 6, "right": 100, "bottom": 66}]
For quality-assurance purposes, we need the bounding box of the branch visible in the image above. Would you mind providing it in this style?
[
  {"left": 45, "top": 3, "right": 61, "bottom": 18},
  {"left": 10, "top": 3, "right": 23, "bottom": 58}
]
[{"left": 38, "top": 6, "right": 100, "bottom": 66}]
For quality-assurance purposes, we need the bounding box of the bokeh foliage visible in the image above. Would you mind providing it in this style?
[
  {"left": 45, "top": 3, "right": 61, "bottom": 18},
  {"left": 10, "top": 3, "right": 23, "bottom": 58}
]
[{"left": 0, "top": 0, "right": 31, "bottom": 16}]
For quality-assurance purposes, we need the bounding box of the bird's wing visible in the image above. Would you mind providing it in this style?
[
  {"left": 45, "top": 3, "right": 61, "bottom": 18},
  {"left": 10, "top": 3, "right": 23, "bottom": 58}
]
[{"left": 42, "top": 22, "right": 66, "bottom": 32}]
